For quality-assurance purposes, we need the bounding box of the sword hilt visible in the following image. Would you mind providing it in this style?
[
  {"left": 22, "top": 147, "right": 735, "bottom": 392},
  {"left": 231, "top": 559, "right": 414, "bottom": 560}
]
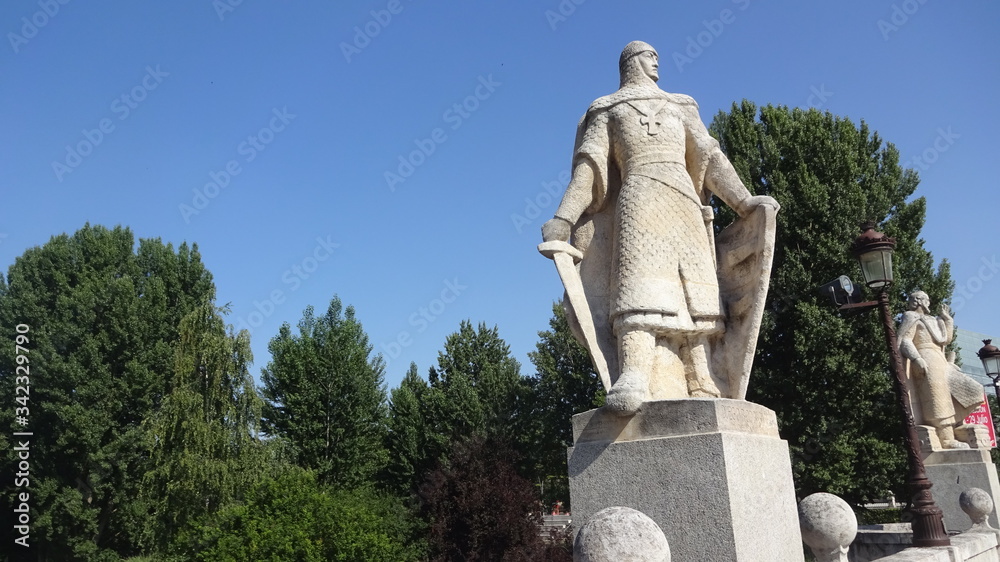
[{"left": 538, "top": 240, "right": 583, "bottom": 263}]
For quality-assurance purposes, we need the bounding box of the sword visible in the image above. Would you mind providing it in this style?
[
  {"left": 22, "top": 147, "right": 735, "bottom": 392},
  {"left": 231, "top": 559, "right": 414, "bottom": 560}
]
[{"left": 538, "top": 240, "right": 612, "bottom": 392}]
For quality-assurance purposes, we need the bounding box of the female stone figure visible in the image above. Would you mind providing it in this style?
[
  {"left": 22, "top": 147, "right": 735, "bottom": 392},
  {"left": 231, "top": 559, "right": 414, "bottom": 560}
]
[{"left": 897, "top": 291, "right": 968, "bottom": 449}]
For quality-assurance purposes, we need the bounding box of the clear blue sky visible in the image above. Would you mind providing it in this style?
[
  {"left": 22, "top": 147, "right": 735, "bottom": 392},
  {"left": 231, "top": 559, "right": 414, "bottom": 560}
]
[{"left": 2, "top": 1, "right": 997, "bottom": 391}]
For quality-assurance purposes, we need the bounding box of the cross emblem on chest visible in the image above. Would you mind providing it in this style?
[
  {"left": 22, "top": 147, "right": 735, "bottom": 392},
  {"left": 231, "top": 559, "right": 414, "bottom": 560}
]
[{"left": 628, "top": 100, "right": 668, "bottom": 135}]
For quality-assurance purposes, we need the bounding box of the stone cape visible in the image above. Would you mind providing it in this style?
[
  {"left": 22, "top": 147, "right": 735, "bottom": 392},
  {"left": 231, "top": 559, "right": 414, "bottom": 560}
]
[{"left": 561, "top": 86, "right": 776, "bottom": 400}]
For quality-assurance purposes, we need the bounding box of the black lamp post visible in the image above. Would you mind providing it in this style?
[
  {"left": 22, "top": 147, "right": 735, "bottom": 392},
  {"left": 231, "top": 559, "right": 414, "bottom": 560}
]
[
  {"left": 832, "top": 221, "right": 951, "bottom": 547},
  {"left": 979, "top": 339, "right": 1000, "bottom": 401}
]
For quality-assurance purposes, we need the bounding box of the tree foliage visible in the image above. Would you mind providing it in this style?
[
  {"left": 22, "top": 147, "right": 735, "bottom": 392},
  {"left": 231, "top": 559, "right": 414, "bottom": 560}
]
[
  {"left": 140, "top": 301, "right": 267, "bottom": 554},
  {"left": 261, "top": 297, "right": 389, "bottom": 488},
  {"left": 0, "top": 224, "right": 214, "bottom": 560},
  {"left": 188, "top": 468, "right": 422, "bottom": 562},
  {"left": 382, "top": 362, "right": 432, "bottom": 496},
  {"left": 419, "top": 437, "right": 571, "bottom": 562},
  {"left": 709, "top": 103, "right": 953, "bottom": 504},
  {"left": 383, "top": 322, "right": 530, "bottom": 498},
  {"left": 424, "top": 321, "right": 528, "bottom": 465},
  {"left": 525, "top": 302, "right": 605, "bottom": 508}
]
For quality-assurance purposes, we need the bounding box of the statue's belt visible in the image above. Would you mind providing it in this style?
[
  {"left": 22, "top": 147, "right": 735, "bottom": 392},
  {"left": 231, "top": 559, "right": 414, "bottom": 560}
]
[{"left": 624, "top": 157, "right": 709, "bottom": 217}]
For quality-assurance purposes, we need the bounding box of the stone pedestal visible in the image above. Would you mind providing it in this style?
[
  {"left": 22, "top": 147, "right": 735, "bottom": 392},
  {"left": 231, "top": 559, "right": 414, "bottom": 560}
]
[
  {"left": 567, "top": 399, "right": 803, "bottom": 561},
  {"left": 924, "top": 449, "right": 1000, "bottom": 532}
]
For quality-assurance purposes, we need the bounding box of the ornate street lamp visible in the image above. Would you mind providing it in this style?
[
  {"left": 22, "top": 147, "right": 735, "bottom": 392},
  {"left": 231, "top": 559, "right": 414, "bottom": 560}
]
[
  {"left": 851, "top": 221, "right": 896, "bottom": 289},
  {"left": 979, "top": 340, "right": 1000, "bottom": 382},
  {"left": 979, "top": 340, "right": 1000, "bottom": 400},
  {"left": 820, "top": 222, "right": 951, "bottom": 547}
]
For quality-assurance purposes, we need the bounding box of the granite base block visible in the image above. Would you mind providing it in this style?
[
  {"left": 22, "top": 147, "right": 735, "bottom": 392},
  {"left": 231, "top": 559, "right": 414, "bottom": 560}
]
[
  {"left": 924, "top": 449, "right": 1000, "bottom": 532},
  {"left": 567, "top": 399, "right": 803, "bottom": 562}
]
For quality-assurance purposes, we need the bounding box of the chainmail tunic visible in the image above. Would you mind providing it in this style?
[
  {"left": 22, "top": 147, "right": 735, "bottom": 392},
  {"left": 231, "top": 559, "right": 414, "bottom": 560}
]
[{"left": 573, "top": 94, "right": 723, "bottom": 328}]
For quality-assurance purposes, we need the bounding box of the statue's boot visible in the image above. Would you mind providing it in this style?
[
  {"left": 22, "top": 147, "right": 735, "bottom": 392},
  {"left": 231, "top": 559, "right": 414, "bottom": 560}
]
[
  {"left": 685, "top": 335, "right": 721, "bottom": 398},
  {"left": 938, "top": 424, "right": 970, "bottom": 450},
  {"left": 607, "top": 329, "right": 654, "bottom": 416}
]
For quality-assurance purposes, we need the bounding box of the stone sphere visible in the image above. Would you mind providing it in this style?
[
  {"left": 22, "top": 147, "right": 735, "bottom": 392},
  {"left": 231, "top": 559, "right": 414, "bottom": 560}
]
[
  {"left": 575, "top": 506, "right": 670, "bottom": 562},
  {"left": 798, "top": 492, "right": 858, "bottom": 551},
  {"left": 960, "top": 488, "right": 994, "bottom": 524}
]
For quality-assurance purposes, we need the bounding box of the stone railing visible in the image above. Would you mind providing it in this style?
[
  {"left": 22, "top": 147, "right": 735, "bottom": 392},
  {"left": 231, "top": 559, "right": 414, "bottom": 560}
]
[{"left": 799, "top": 488, "right": 1000, "bottom": 562}]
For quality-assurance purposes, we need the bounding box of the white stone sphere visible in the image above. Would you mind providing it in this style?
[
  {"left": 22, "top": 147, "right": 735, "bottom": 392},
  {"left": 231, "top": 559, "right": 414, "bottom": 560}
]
[
  {"left": 960, "top": 487, "right": 994, "bottom": 524},
  {"left": 574, "top": 506, "right": 670, "bottom": 562},
  {"left": 798, "top": 492, "right": 858, "bottom": 551}
]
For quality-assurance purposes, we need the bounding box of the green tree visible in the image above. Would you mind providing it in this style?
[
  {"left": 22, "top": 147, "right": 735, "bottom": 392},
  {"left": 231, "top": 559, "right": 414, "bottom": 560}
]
[
  {"left": 382, "top": 362, "right": 433, "bottom": 496},
  {"left": 525, "top": 303, "right": 605, "bottom": 509},
  {"left": 0, "top": 224, "right": 214, "bottom": 560},
  {"left": 382, "top": 322, "right": 528, "bottom": 499},
  {"left": 188, "top": 468, "right": 423, "bottom": 562},
  {"left": 140, "top": 301, "right": 268, "bottom": 554},
  {"left": 709, "top": 103, "right": 953, "bottom": 504},
  {"left": 423, "top": 321, "right": 527, "bottom": 463},
  {"left": 261, "top": 297, "right": 389, "bottom": 488}
]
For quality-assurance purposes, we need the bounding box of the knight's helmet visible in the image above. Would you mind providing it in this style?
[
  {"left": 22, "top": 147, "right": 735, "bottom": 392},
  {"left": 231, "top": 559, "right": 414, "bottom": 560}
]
[{"left": 619, "top": 40, "right": 657, "bottom": 87}]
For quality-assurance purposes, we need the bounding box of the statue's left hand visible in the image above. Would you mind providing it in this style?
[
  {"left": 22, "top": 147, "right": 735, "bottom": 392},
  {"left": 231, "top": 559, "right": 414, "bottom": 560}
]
[
  {"left": 743, "top": 195, "right": 780, "bottom": 213},
  {"left": 939, "top": 303, "right": 952, "bottom": 319}
]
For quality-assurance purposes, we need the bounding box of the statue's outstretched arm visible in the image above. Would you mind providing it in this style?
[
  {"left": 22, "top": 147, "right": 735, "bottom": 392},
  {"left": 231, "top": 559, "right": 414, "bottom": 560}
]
[
  {"left": 554, "top": 160, "right": 597, "bottom": 225},
  {"left": 938, "top": 303, "right": 954, "bottom": 344},
  {"left": 543, "top": 109, "right": 609, "bottom": 242},
  {"left": 683, "top": 105, "right": 779, "bottom": 217},
  {"left": 543, "top": 160, "right": 597, "bottom": 243}
]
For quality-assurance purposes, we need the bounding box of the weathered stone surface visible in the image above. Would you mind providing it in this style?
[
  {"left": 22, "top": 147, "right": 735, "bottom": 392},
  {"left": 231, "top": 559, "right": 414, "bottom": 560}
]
[
  {"left": 956, "top": 424, "right": 993, "bottom": 450},
  {"left": 924, "top": 449, "right": 1000, "bottom": 532},
  {"left": 568, "top": 400, "right": 803, "bottom": 561},
  {"left": 850, "top": 523, "right": 912, "bottom": 561},
  {"left": 855, "top": 530, "right": 1000, "bottom": 562},
  {"left": 539, "top": 40, "right": 778, "bottom": 415},
  {"left": 571, "top": 397, "right": 779, "bottom": 444},
  {"left": 799, "top": 492, "right": 857, "bottom": 562},
  {"left": 574, "top": 506, "right": 670, "bottom": 562}
]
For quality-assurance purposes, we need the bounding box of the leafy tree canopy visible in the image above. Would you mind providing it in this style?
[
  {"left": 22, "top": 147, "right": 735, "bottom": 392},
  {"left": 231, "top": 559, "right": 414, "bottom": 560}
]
[
  {"left": 524, "top": 302, "right": 605, "bottom": 508},
  {"left": 0, "top": 224, "right": 214, "bottom": 560},
  {"left": 261, "top": 297, "right": 389, "bottom": 488},
  {"left": 187, "top": 468, "right": 422, "bottom": 562},
  {"left": 140, "top": 301, "right": 267, "bottom": 554}
]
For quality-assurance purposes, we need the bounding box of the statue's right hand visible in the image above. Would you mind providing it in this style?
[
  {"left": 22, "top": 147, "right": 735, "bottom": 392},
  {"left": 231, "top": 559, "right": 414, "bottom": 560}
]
[
  {"left": 916, "top": 358, "right": 929, "bottom": 372},
  {"left": 542, "top": 218, "right": 572, "bottom": 242}
]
